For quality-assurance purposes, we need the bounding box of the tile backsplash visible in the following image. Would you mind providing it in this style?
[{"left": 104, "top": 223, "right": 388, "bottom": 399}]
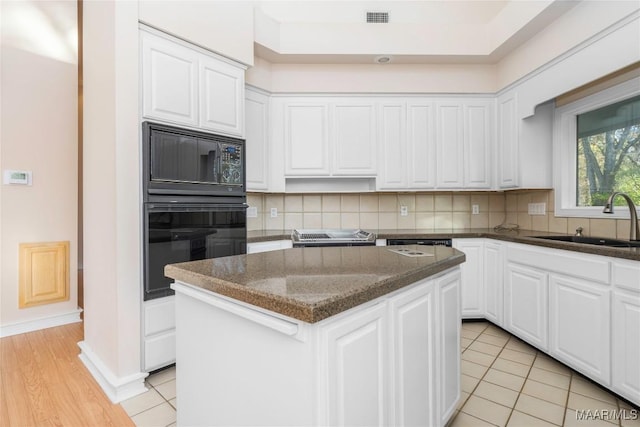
[{"left": 247, "top": 189, "right": 633, "bottom": 240}]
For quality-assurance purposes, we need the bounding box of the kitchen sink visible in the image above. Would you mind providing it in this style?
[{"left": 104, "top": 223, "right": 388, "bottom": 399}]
[{"left": 531, "top": 235, "right": 640, "bottom": 248}]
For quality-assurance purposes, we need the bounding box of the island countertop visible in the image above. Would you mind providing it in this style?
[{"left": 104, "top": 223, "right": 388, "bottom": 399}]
[{"left": 165, "top": 245, "right": 465, "bottom": 323}]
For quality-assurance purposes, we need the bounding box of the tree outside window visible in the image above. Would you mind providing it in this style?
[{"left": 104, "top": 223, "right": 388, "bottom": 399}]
[{"left": 577, "top": 95, "right": 640, "bottom": 206}]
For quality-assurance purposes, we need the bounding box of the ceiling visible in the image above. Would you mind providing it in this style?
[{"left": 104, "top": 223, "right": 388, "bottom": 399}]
[{"left": 253, "top": 0, "right": 580, "bottom": 64}]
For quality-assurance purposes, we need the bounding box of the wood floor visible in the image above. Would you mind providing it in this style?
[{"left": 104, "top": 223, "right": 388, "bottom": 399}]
[{"left": 0, "top": 322, "right": 134, "bottom": 427}]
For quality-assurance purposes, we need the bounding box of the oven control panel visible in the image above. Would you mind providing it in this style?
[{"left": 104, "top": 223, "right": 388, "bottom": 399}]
[{"left": 219, "top": 143, "right": 243, "bottom": 185}]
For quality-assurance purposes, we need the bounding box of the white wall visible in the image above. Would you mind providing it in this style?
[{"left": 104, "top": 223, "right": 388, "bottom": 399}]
[
  {"left": 82, "top": 0, "right": 146, "bottom": 402},
  {"left": 138, "top": 0, "right": 254, "bottom": 66},
  {"left": 0, "top": 0, "right": 80, "bottom": 335}
]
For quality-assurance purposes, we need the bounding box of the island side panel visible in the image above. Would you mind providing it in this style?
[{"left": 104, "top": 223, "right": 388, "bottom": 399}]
[{"left": 174, "top": 288, "right": 316, "bottom": 427}]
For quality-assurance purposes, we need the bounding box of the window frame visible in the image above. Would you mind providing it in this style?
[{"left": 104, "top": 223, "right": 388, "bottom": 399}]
[{"left": 553, "top": 76, "right": 640, "bottom": 218}]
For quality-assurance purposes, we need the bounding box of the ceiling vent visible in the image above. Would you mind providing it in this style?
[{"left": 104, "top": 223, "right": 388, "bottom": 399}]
[{"left": 366, "top": 11, "right": 389, "bottom": 23}]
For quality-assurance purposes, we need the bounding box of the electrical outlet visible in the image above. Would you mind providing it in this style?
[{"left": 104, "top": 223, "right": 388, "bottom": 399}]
[
  {"left": 400, "top": 206, "right": 408, "bottom": 216},
  {"left": 247, "top": 206, "right": 258, "bottom": 218},
  {"left": 527, "top": 203, "right": 547, "bottom": 215},
  {"left": 472, "top": 204, "right": 480, "bottom": 215},
  {"left": 270, "top": 207, "right": 278, "bottom": 218}
]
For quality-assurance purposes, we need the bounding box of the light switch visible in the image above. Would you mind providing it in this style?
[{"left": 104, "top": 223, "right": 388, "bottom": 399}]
[
  {"left": 247, "top": 207, "right": 258, "bottom": 218},
  {"left": 270, "top": 208, "right": 278, "bottom": 218},
  {"left": 400, "top": 206, "right": 408, "bottom": 216},
  {"left": 472, "top": 205, "right": 480, "bottom": 215}
]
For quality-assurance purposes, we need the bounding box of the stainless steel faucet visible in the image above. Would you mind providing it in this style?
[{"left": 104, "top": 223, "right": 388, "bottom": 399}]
[{"left": 602, "top": 192, "right": 640, "bottom": 241}]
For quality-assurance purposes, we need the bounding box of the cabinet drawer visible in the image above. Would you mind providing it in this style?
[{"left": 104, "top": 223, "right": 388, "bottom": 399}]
[
  {"left": 144, "top": 296, "right": 176, "bottom": 336},
  {"left": 144, "top": 331, "right": 176, "bottom": 371},
  {"left": 506, "top": 243, "right": 610, "bottom": 284},
  {"left": 612, "top": 260, "right": 640, "bottom": 293}
]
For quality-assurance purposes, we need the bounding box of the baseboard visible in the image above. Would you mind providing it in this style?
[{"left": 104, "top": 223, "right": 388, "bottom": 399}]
[
  {"left": 0, "top": 308, "right": 83, "bottom": 338},
  {"left": 78, "top": 340, "right": 149, "bottom": 403}
]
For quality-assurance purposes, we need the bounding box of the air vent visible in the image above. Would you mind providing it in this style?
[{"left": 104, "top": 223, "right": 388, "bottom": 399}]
[{"left": 366, "top": 11, "right": 389, "bottom": 23}]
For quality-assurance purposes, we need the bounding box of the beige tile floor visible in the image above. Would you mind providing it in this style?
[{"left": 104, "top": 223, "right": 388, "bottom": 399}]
[
  {"left": 121, "top": 321, "right": 639, "bottom": 427},
  {"left": 451, "top": 321, "right": 640, "bottom": 427}
]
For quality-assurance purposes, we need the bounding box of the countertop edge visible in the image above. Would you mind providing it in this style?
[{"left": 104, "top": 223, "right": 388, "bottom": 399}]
[
  {"left": 247, "top": 229, "right": 640, "bottom": 261},
  {"left": 166, "top": 248, "right": 466, "bottom": 324}
]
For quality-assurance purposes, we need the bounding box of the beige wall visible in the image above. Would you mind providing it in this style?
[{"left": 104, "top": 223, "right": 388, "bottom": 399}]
[
  {"left": 0, "top": 0, "right": 79, "bottom": 329},
  {"left": 248, "top": 190, "right": 630, "bottom": 240},
  {"left": 246, "top": 2, "right": 639, "bottom": 95}
]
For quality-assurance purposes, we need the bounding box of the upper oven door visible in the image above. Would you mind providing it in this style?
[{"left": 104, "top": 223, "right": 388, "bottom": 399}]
[
  {"left": 142, "top": 122, "right": 245, "bottom": 199},
  {"left": 144, "top": 202, "right": 247, "bottom": 301}
]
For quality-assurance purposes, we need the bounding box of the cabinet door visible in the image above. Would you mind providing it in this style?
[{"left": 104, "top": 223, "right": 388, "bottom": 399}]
[
  {"left": 407, "top": 101, "right": 436, "bottom": 188},
  {"left": 141, "top": 30, "right": 199, "bottom": 126},
  {"left": 612, "top": 289, "right": 640, "bottom": 405},
  {"left": 377, "top": 102, "right": 407, "bottom": 189},
  {"left": 497, "top": 93, "right": 519, "bottom": 188},
  {"left": 199, "top": 56, "right": 244, "bottom": 136},
  {"left": 464, "top": 102, "right": 492, "bottom": 188},
  {"left": 453, "top": 239, "right": 484, "bottom": 318},
  {"left": 437, "top": 270, "right": 461, "bottom": 425},
  {"left": 389, "top": 280, "right": 437, "bottom": 427},
  {"left": 332, "top": 103, "right": 377, "bottom": 175},
  {"left": 504, "top": 262, "right": 548, "bottom": 350},
  {"left": 285, "top": 102, "right": 330, "bottom": 176},
  {"left": 245, "top": 88, "right": 269, "bottom": 190},
  {"left": 436, "top": 102, "right": 464, "bottom": 188},
  {"left": 484, "top": 241, "right": 504, "bottom": 326},
  {"left": 549, "top": 275, "right": 611, "bottom": 384},
  {"left": 322, "top": 303, "right": 388, "bottom": 427}
]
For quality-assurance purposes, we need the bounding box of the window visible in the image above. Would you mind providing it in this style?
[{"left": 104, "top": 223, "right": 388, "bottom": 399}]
[
  {"left": 554, "top": 77, "right": 640, "bottom": 218},
  {"left": 576, "top": 95, "right": 640, "bottom": 206}
]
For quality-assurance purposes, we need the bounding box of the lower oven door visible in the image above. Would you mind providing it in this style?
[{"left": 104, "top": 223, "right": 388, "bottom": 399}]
[{"left": 144, "top": 202, "right": 247, "bottom": 301}]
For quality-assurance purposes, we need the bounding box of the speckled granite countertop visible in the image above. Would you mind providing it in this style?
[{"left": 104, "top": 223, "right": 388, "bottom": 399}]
[
  {"left": 248, "top": 228, "right": 640, "bottom": 262},
  {"left": 166, "top": 245, "right": 465, "bottom": 323}
]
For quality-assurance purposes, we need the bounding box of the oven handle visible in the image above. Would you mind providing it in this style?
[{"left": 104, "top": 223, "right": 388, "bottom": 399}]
[{"left": 146, "top": 203, "right": 248, "bottom": 212}]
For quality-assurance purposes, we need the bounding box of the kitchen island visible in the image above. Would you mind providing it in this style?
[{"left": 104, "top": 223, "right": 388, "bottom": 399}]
[{"left": 166, "top": 245, "right": 465, "bottom": 427}]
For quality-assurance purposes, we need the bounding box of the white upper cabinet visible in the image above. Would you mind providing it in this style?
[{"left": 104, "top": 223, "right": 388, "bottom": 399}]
[
  {"left": 464, "top": 101, "right": 493, "bottom": 188},
  {"left": 284, "top": 101, "right": 330, "bottom": 175},
  {"left": 436, "top": 99, "right": 493, "bottom": 189},
  {"left": 245, "top": 88, "right": 269, "bottom": 190},
  {"left": 497, "top": 91, "right": 553, "bottom": 189},
  {"left": 436, "top": 102, "right": 464, "bottom": 188},
  {"left": 407, "top": 101, "right": 436, "bottom": 188},
  {"left": 141, "top": 30, "right": 199, "bottom": 126},
  {"left": 497, "top": 92, "right": 519, "bottom": 188},
  {"left": 273, "top": 94, "right": 494, "bottom": 190},
  {"left": 283, "top": 98, "right": 376, "bottom": 177},
  {"left": 141, "top": 28, "right": 245, "bottom": 138},
  {"left": 378, "top": 101, "right": 408, "bottom": 189},
  {"left": 199, "top": 55, "right": 244, "bottom": 136},
  {"left": 332, "top": 102, "right": 377, "bottom": 175}
]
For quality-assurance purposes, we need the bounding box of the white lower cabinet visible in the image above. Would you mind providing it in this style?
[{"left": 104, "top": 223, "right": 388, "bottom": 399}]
[
  {"left": 321, "top": 269, "right": 461, "bottom": 427},
  {"left": 143, "top": 296, "right": 176, "bottom": 371},
  {"left": 504, "top": 262, "right": 549, "bottom": 351},
  {"left": 389, "top": 278, "right": 437, "bottom": 427},
  {"left": 453, "top": 239, "right": 484, "bottom": 318},
  {"left": 549, "top": 274, "right": 610, "bottom": 384},
  {"left": 612, "top": 260, "right": 640, "bottom": 405},
  {"left": 483, "top": 241, "right": 503, "bottom": 326},
  {"left": 323, "top": 303, "right": 389, "bottom": 427},
  {"left": 437, "top": 271, "right": 462, "bottom": 425}
]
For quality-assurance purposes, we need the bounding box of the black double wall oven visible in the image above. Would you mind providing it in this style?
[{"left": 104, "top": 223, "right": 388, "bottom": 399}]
[{"left": 142, "top": 122, "right": 247, "bottom": 301}]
